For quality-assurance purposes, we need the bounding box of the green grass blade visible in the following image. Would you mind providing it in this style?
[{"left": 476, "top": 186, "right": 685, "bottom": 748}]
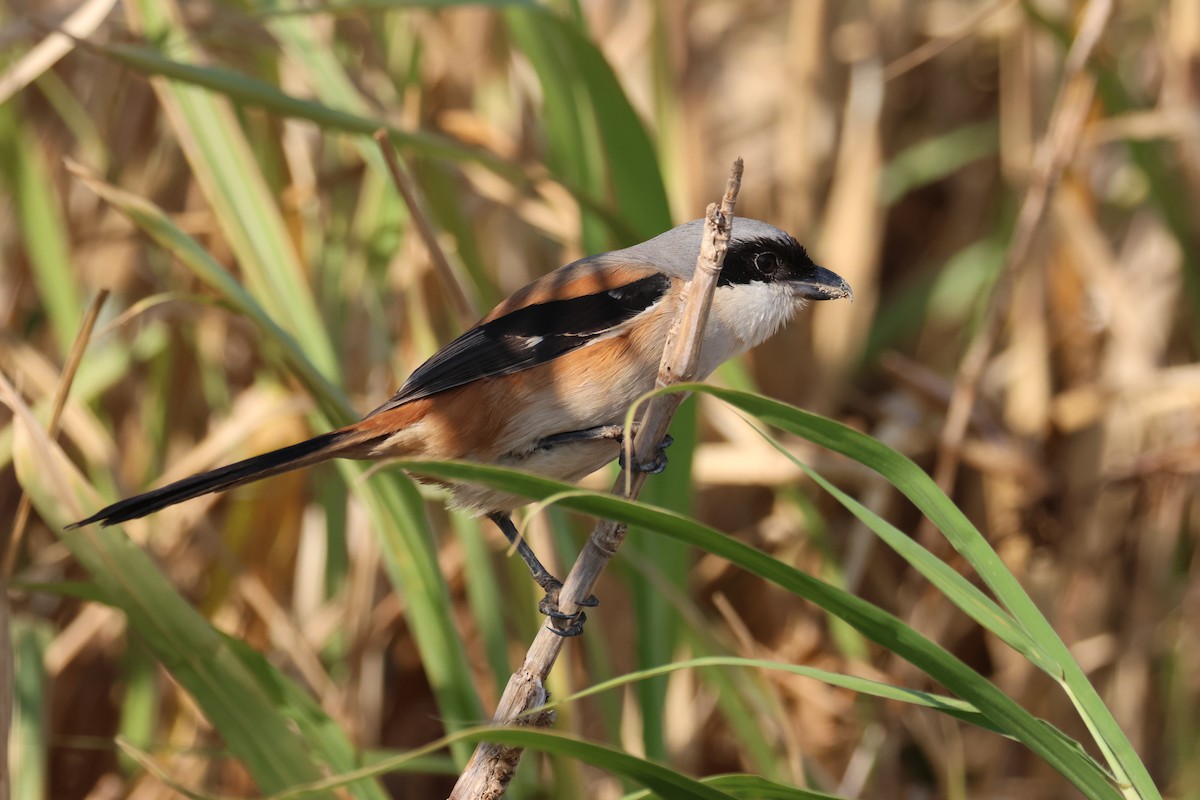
[
  {"left": 882, "top": 119, "right": 998, "bottom": 205},
  {"left": 12, "top": 581, "right": 112, "bottom": 603},
  {"left": 272, "top": 727, "right": 835, "bottom": 800},
  {"left": 0, "top": 103, "right": 82, "bottom": 357},
  {"left": 9, "top": 616, "right": 53, "bottom": 800},
  {"left": 680, "top": 384, "right": 1154, "bottom": 799},
  {"left": 623, "top": 774, "right": 844, "bottom": 800},
  {"left": 505, "top": 8, "right": 672, "bottom": 243},
  {"left": 89, "top": 41, "right": 520, "bottom": 178},
  {"left": 454, "top": 728, "right": 737, "bottom": 800},
  {"left": 532, "top": 11, "right": 671, "bottom": 240},
  {"left": 744, "top": 423, "right": 1058, "bottom": 674},
  {"left": 271, "top": 726, "right": 739, "bottom": 800},
  {"left": 8, "top": 412, "right": 336, "bottom": 795},
  {"left": 388, "top": 457, "right": 1121, "bottom": 799},
  {"left": 116, "top": 638, "right": 159, "bottom": 774},
  {"left": 807, "top": 463, "right": 1055, "bottom": 672},
  {"left": 554, "top": 656, "right": 999, "bottom": 734},
  {"left": 225, "top": 636, "right": 391, "bottom": 800}
]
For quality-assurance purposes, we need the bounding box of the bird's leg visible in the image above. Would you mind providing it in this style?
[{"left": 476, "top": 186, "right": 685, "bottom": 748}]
[
  {"left": 531, "top": 424, "right": 674, "bottom": 474},
  {"left": 495, "top": 424, "right": 672, "bottom": 635},
  {"left": 487, "top": 512, "right": 598, "bottom": 637}
]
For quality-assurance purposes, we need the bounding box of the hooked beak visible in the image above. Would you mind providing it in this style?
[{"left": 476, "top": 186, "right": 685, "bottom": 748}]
[{"left": 792, "top": 265, "right": 853, "bottom": 302}]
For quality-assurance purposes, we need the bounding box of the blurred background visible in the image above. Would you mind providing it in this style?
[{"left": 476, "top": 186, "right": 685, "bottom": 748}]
[{"left": 1, "top": 0, "right": 1198, "bottom": 797}]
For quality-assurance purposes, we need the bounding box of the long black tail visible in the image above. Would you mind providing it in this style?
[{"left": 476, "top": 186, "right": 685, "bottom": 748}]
[{"left": 69, "top": 430, "right": 357, "bottom": 529}]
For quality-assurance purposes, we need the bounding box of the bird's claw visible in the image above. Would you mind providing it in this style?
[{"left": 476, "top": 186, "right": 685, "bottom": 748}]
[
  {"left": 546, "top": 611, "right": 588, "bottom": 637},
  {"left": 537, "top": 581, "right": 598, "bottom": 637},
  {"left": 619, "top": 434, "right": 673, "bottom": 474}
]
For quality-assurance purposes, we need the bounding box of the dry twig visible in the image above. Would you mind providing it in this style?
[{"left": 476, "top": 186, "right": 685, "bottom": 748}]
[
  {"left": 931, "top": 0, "right": 1112, "bottom": 498},
  {"left": 373, "top": 129, "right": 480, "bottom": 329},
  {"left": 3, "top": 289, "right": 110, "bottom": 577},
  {"left": 883, "top": 0, "right": 1017, "bottom": 83},
  {"left": 448, "top": 159, "right": 744, "bottom": 799}
]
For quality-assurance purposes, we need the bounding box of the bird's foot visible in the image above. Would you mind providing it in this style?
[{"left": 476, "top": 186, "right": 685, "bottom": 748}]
[
  {"left": 618, "top": 433, "right": 673, "bottom": 474},
  {"left": 537, "top": 580, "right": 599, "bottom": 637},
  {"left": 529, "top": 424, "right": 674, "bottom": 474},
  {"left": 488, "top": 514, "right": 601, "bottom": 637}
]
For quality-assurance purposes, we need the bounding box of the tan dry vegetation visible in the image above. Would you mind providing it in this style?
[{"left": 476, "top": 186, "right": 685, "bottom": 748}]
[{"left": 1, "top": 0, "right": 1198, "bottom": 798}]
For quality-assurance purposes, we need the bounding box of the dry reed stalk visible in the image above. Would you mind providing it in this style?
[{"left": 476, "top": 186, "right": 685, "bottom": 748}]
[
  {"left": 4, "top": 289, "right": 110, "bottom": 577},
  {"left": 373, "top": 130, "right": 481, "bottom": 329},
  {"left": 931, "top": 0, "right": 1113, "bottom": 498},
  {"left": 449, "top": 158, "right": 744, "bottom": 799},
  {"left": 882, "top": 0, "right": 1017, "bottom": 82},
  {"left": 0, "top": 0, "right": 117, "bottom": 106}
]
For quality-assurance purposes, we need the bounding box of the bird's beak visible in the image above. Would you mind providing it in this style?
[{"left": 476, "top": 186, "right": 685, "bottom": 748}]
[{"left": 792, "top": 266, "right": 853, "bottom": 302}]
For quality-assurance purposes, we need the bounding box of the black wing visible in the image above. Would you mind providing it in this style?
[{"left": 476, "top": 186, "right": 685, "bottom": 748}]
[{"left": 367, "top": 273, "right": 670, "bottom": 416}]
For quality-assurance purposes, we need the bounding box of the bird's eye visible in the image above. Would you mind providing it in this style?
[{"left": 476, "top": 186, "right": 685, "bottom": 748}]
[{"left": 754, "top": 252, "right": 778, "bottom": 276}]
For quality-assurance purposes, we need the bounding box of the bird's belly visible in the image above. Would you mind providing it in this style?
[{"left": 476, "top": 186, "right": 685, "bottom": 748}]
[{"left": 446, "top": 439, "right": 620, "bottom": 514}]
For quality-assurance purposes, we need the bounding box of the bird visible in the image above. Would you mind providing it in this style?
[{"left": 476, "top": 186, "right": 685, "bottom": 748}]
[{"left": 70, "top": 217, "right": 852, "bottom": 633}]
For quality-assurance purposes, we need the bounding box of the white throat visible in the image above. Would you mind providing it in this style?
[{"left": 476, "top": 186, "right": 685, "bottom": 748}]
[{"left": 697, "top": 281, "right": 805, "bottom": 378}]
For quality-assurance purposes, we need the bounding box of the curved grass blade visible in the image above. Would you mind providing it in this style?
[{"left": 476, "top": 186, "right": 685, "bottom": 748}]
[
  {"left": 4, "top": 379, "right": 338, "bottom": 796},
  {"left": 86, "top": 41, "right": 520, "bottom": 179},
  {"left": 388, "top": 457, "right": 1121, "bottom": 799},
  {"left": 740, "top": 420, "right": 1058, "bottom": 674},
  {"left": 551, "top": 656, "right": 999, "bottom": 735},
  {"left": 882, "top": 119, "right": 998, "bottom": 205},
  {"left": 622, "top": 774, "right": 843, "bottom": 800},
  {"left": 504, "top": 7, "right": 671, "bottom": 245},
  {"left": 268, "top": 726, "right": 738, "bottom": 800},
  {"left": 0, "top": 104, "right": 82, "bottom": 357},
  {"left": 676, "top": 384, "right": 1154, "bottom": 799},
  {"left": 457, "top": 728, "right": 737, "bottom": 800}
]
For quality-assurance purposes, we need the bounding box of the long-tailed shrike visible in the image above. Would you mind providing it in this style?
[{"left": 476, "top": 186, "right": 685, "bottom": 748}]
[{"left": 71, "top": 218, "right": 852, "bottom": 631}]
